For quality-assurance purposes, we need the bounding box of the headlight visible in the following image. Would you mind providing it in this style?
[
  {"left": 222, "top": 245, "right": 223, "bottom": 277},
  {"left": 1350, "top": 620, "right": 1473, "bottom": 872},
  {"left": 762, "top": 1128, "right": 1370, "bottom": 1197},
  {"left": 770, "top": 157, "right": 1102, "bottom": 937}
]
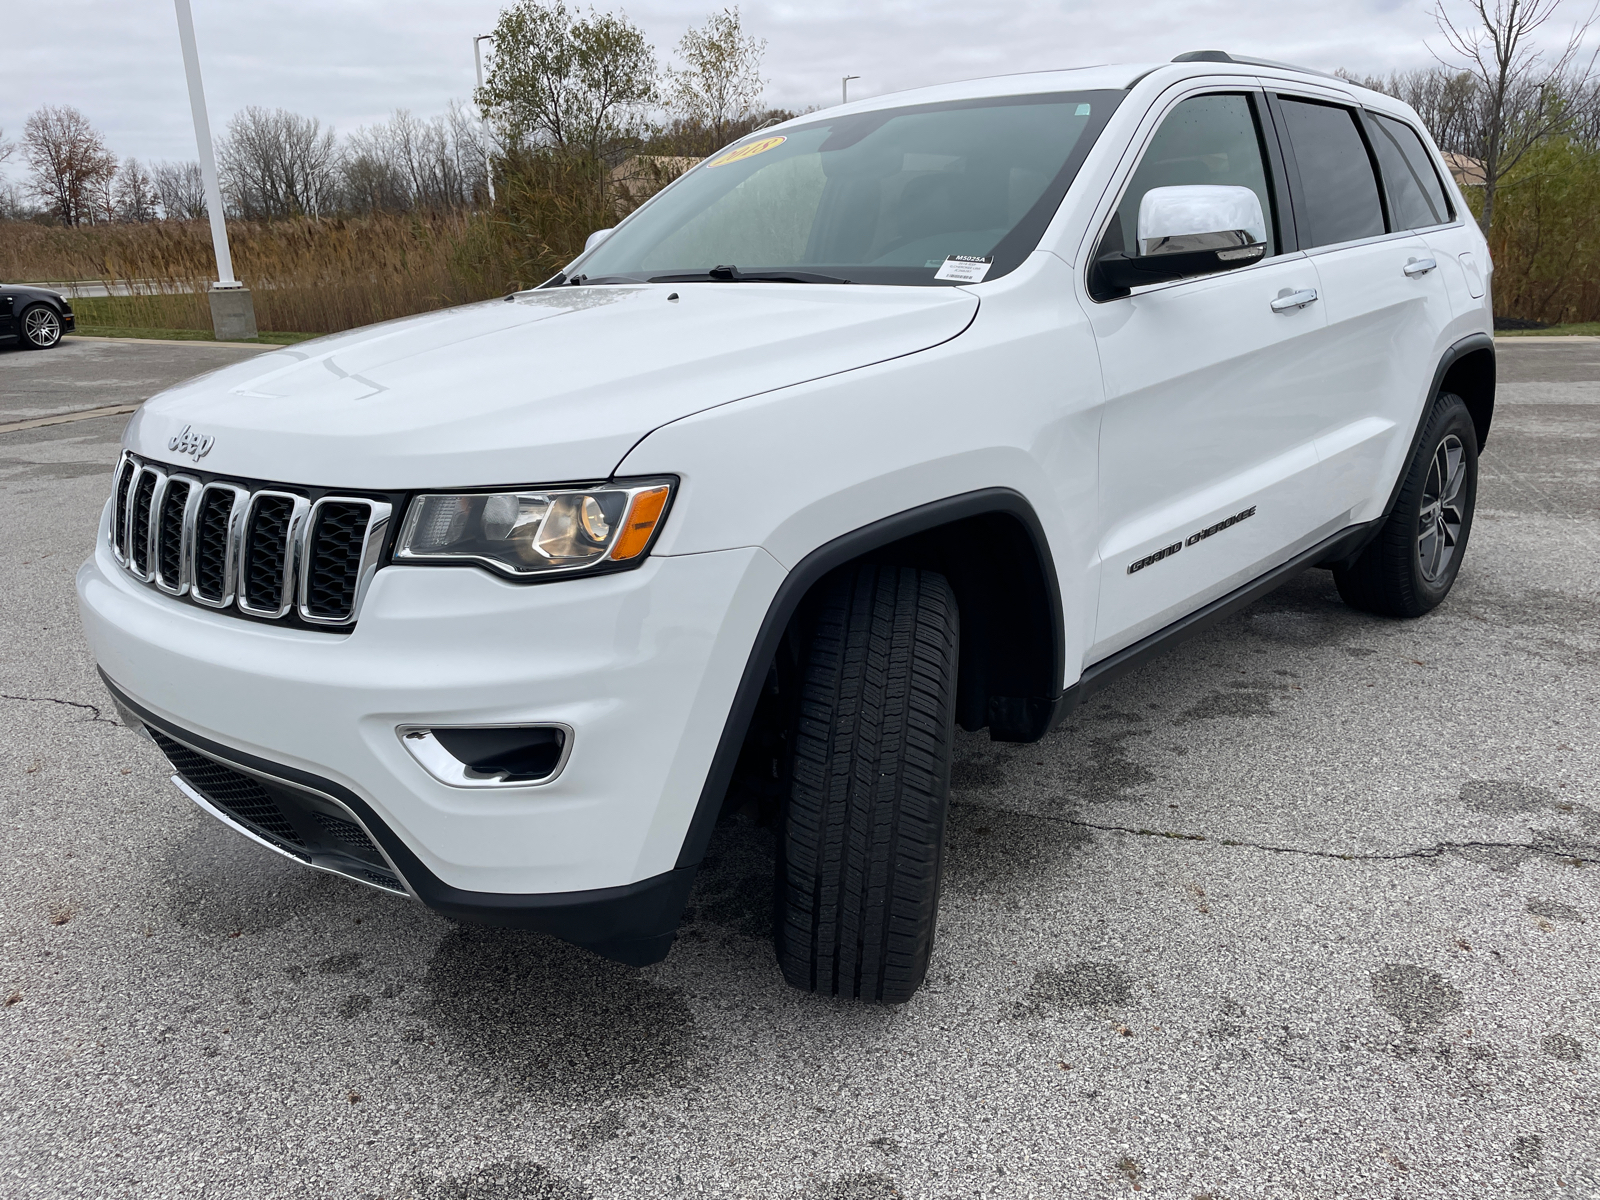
[{"left": 393, "top": 478, "right": 674, "bottom": 578}]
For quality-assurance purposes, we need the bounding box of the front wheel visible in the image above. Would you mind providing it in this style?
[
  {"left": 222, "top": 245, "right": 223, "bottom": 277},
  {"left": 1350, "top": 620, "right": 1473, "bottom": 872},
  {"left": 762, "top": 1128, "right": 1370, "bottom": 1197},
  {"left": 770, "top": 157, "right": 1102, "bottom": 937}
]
[
  {"left": 776, "top": 564, "right": 959, "bottom": 1004},
  {"left": 1335, "top": 391, "right": 1479, "bottom": 617},
  {"left": 20, "top": 304, "right": 63, "bottom": 350}
]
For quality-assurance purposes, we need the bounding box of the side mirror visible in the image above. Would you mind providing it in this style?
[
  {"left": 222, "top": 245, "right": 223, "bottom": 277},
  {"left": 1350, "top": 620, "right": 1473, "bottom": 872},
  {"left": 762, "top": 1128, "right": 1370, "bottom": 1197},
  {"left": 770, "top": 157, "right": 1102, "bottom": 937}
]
[
  {"left": 584, "top": 228, "right": 615, "bottom": 253},
  {"left": 1092, "top": 185, "right": 1268, "bottom": 298}
]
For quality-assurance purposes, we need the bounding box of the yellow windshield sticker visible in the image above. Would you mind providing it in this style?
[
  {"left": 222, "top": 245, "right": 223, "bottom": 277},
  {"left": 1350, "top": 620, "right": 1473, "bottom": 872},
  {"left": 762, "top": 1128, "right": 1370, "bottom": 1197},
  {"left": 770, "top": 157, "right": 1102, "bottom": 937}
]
[{"left": 705, "top": 135, "right": 787, "bottom": 168}]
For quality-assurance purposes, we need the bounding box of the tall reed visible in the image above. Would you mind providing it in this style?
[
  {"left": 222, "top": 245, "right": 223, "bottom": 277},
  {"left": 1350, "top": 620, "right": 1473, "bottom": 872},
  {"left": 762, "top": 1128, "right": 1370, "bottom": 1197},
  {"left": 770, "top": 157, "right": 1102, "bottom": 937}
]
[{"left": 0, "top": 209, "right": 535, "bottom": 334}]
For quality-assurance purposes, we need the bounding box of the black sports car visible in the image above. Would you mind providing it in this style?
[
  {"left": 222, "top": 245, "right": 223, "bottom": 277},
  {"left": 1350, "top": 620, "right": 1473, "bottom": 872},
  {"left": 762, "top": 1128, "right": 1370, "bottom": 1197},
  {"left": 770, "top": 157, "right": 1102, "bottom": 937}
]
[{"left": 0, "top": 283, "right": 75, "bottom": 349}]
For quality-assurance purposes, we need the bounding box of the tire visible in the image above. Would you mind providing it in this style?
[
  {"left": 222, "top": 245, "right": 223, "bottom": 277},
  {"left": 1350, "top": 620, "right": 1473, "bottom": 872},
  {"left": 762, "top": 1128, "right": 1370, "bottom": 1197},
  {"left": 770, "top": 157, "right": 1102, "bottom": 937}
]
[
  {"left": 20, "top": 304, "right": 63, "bottom": 350},
  {"left": 1334, "top": 391, "right": 1478, "bottom": 617},
  {"left": 776, "top": 564, "right": 959, "bottom": 1004}
]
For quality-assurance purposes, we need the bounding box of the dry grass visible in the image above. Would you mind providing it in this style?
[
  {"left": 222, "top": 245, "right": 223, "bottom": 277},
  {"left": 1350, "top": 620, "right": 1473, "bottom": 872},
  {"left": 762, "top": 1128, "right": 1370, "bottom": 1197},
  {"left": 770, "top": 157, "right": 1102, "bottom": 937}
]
[
  {"left": 0, "top": 210, "right": 534, "bottom": 334},
  {"left": 0, "top": 150, "right": 654, "bottom": 336}
]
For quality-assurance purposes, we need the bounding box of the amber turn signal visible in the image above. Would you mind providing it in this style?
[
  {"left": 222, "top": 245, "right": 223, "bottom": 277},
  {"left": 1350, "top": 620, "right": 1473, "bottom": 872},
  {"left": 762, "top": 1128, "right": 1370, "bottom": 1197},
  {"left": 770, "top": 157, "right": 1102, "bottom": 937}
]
[{"left": 609, "top": 486, "right": 672, "bottom": 560}]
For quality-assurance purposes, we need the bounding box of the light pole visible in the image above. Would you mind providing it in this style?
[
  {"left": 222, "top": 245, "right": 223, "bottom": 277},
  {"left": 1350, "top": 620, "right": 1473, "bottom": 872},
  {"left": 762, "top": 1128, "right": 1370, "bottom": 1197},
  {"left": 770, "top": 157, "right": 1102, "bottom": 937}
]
[
  {"left": 172, "top": 0, "right": 256, "bottom": 340},
  {"left": 474, "top": 34, "right": 497, "bottom": 205},
  {"left": 842, "top": 75, "right": 860, "bottom": 105}
]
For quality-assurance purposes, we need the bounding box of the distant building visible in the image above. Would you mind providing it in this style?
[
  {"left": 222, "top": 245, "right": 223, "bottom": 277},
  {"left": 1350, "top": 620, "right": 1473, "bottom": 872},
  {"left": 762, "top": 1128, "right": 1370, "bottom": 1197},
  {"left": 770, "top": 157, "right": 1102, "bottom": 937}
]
[
  {"left": 611, "top": 156, "right": 702, "bottom": 202},
  {"left": 1441, "top": 152, "right": 1485, "bottom": 188}
]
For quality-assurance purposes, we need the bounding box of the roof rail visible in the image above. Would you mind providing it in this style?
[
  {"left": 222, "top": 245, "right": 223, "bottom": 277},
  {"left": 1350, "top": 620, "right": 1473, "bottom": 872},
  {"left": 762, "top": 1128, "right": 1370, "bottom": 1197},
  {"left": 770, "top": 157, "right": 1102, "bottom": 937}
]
[{"left": 1172, "top": 50, "right": 1339, "bottom": 81}]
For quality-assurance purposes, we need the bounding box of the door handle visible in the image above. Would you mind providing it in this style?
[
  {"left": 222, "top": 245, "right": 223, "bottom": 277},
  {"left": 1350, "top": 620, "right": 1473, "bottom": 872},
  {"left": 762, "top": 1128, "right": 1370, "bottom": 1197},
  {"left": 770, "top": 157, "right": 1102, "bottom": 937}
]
[
  {"left": 1271, "top": 288, "right": 1319, "bottom": 313},
  {"left": 1404, "top": 257, "right": 1439, "bottom": 277}
]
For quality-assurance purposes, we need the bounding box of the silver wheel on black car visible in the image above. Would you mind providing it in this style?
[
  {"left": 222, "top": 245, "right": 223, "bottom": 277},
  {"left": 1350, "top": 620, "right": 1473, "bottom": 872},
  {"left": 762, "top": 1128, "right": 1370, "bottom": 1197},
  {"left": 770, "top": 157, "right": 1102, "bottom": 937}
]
[{"left": 21, "top": 304, "right": 62, "bottom": 350}]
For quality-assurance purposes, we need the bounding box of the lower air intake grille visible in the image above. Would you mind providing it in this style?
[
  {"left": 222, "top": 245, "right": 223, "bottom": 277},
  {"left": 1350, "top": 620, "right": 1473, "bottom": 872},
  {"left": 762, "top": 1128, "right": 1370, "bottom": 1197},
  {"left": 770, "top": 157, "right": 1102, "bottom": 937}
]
[
  {"left": 241, "top": 495, "right": 295, "bottom": 609},
  {"left": 303, "top": 502, "right": 372, "bottom": 621},
  {"left": 312, "top": 811, "right": 378, "bottom": 855},
  {"left": 148, "top": 728, "right": 308, "bottom": 854}
]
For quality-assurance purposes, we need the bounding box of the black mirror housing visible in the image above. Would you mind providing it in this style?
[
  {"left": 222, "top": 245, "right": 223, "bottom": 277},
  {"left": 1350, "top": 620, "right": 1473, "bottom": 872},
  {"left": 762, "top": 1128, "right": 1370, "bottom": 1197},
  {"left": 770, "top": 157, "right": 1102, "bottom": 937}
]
[{"left": 1090, "top": 243, "right": 1265, "bottom": 301}]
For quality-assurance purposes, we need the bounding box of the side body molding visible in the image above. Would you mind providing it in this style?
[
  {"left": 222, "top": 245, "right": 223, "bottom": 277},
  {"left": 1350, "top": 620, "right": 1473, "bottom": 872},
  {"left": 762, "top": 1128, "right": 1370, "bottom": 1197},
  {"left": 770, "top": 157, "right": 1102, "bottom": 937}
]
[{"left": 673, "top": 487, "right": 1065, "bottom": 871}]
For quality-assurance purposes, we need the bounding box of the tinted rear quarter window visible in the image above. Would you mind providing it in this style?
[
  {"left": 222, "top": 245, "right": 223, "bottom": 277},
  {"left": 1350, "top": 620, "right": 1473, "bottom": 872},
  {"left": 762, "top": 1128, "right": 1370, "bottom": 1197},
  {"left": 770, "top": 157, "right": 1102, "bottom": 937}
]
[
  {"left": 1276, "top": 98, "right": 1386, "bottom": 247},
  {"left": 1371, "top": 113, "right": 1453, "bottom": 228}
]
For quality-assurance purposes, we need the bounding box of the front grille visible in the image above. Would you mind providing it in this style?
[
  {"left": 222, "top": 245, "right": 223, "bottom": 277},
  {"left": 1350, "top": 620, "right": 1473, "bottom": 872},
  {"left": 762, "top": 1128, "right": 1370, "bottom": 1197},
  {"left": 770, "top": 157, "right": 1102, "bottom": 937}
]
[
  {"left": 129, "top": 471, "right": 157, "bottom": 574},
  {"left": 240, "top": 495, "right": 296, "bottom": 612},
  {"left": 304, "top": 502, "right": 372, "bottom": 621},
  {"left": 156, "top": 479, "right": 191, "bottom": 589},
  {"left": 145, "top": 721, "right": 407, "bottom": 895},
  {"left": 149, "top": 728, "right": 308, "bottom": 856},
  {"left": 109, "top": 452, "right": 392, "bottom": 630}
]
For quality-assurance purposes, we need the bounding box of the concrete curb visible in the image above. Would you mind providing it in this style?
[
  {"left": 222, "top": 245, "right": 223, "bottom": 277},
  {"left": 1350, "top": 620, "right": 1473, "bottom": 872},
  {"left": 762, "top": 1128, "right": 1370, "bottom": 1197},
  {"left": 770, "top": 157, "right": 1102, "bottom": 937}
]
[
  {"left": 0, "top": 403, "right": 140, "bottom": 435},
  {"left": 65, "top": 334, "right": 283, "bottom": 351}
]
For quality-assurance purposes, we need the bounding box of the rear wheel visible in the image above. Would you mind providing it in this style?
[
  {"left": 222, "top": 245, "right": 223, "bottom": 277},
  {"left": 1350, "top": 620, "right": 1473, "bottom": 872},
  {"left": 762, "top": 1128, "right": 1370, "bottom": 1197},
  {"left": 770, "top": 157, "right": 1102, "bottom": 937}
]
[
  {"left": 1335, "top": 391, "right": 1478, "bottom": 617},
  {"left": 776, "top": 564, "right": 958, "bottom": 1004},
  {"left": 21, "top": 304, "right": 63, "bottom": 350}
]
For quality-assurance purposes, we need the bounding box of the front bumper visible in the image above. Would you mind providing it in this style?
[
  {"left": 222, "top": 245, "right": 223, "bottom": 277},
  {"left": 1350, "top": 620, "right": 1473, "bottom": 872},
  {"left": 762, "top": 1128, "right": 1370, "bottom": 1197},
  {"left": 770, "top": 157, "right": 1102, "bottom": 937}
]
[{"left": 78, "top": 503, "right": 784, "bottom": 959}]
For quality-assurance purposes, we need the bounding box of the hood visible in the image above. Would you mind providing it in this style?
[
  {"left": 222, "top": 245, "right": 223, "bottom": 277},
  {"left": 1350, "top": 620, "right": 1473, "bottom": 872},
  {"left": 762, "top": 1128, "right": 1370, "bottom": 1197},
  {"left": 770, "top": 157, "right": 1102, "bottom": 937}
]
[{"left": 127, "top": 284, "right": 978, "bottom": 488}]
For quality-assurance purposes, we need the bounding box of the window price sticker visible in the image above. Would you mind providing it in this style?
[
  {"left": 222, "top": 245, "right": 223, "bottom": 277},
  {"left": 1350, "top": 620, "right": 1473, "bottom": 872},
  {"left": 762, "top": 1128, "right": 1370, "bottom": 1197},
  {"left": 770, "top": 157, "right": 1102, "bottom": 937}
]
[{"left": 933, "top": 255, "right": 994, "bottom": 283}]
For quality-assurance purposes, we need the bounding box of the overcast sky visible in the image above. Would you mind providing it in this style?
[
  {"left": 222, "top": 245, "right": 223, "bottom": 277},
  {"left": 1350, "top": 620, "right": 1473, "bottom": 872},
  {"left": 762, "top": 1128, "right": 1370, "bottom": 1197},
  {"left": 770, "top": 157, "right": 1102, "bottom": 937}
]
[{"left": 0, "top": 0, "right": 1532, "bottom": 184}]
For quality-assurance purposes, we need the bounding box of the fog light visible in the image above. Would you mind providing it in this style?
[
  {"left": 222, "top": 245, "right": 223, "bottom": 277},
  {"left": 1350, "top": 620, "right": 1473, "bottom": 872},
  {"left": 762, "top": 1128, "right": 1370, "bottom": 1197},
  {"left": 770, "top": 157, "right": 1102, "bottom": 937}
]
[{"left": 397, "top": 724, "right": 573, "bottom": 788}]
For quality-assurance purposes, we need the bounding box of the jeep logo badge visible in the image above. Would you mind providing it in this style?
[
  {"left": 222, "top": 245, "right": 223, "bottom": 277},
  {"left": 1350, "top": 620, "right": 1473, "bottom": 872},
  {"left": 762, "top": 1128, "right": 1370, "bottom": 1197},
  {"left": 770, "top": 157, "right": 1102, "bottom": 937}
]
[{"left": 168, "top": 425, "right": 215, "bottom": 463}]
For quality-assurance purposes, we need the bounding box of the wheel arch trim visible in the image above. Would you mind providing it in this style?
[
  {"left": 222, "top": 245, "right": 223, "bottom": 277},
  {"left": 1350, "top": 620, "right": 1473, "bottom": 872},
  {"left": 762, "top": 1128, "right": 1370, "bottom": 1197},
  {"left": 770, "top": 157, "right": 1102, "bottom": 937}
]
[{"left": 673, "top": 486, "right": 1065, "bottom": 870}]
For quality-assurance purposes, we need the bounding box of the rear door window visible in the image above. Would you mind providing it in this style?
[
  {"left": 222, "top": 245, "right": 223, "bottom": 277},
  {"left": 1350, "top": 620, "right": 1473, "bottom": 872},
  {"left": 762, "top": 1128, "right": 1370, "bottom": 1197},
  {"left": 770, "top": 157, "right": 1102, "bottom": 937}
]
[
  {"left": 1275, "top": 98, "right": 1386, "bottom": 247},
  {"left": 1369, "top": 113, "right": 1453, "bottom": 229}
]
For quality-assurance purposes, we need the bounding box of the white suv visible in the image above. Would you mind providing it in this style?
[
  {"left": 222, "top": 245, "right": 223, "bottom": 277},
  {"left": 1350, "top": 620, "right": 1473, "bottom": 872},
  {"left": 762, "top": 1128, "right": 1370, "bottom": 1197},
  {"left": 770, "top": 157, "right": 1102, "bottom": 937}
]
[{"left": 79, "top": 52, "right": 1494, "bottom": 1002}]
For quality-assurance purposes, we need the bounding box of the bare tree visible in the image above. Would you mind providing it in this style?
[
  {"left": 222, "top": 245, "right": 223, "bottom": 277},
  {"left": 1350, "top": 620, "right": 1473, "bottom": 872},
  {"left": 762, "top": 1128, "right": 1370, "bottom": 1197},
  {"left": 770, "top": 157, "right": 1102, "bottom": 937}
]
[
  {"left": 153, "top": 160, "right": 208, "bottom": 220},
  {"left": 477, "top": 1, "right": 658, "bottom": 163},
  {"left": 666, "top": 7, "right": 767, "bottom": 151},
  {"left": 0, "top": 127, "right": 15, "bottom": 169},
  {"left": 343, "top": 104, "right": 489, "bottom": 213},
  {"left": 1433, "top": 0, "right": 1600, "bottom": 231},
  {"left": 22, "top": 105, "right": 118, "bottom": 225},
  {"left": 113, "top": 158, "right": 159, "bottom": 222},
  {"left": 0, "top": 183, "right": 32, "bottom": 221},
  {"left": 219, "top": 106, "right": 341, "bottom": 219},
  {"left": 1340, "top": 66, "right": 1485, "bottom": 154}
]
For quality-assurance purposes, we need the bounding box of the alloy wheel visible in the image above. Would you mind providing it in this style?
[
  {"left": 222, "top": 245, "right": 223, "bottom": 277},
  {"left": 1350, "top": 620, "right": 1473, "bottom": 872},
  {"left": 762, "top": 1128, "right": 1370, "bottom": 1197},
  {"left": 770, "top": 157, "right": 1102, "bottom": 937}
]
[
  {"left": 24, "top": 307, "right": 61, "bottom": 348},
  {"left": 1417, "top": 433, "right": 1466, "bottom": 583}
]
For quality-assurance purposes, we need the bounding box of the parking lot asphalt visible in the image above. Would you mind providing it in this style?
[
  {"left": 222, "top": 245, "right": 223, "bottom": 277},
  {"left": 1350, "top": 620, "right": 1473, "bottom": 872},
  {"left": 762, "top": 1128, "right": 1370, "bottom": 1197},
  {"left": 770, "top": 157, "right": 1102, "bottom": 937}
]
[
  {"left": 0, "top": 336, "right": 270, "bottom": 425},
  {"left": 1, "top": 337, "right": 1596, "bottom": 1199}
]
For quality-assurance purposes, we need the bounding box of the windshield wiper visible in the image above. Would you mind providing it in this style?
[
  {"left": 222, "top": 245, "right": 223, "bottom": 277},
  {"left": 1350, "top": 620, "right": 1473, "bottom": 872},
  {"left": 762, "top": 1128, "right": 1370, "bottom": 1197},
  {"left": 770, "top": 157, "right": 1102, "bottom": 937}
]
[{"left": 647, "top": 265, "right": 852, "bottom": 285}]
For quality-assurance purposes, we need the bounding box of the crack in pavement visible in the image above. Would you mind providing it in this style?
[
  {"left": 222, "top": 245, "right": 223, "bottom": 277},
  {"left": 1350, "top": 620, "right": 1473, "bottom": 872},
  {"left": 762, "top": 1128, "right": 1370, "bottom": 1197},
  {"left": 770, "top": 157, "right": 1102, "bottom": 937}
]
[
  {"left": 953, "top": 801, "right": 1599, "bottom": 866},
  {"left": 0, "top": 693, "right": 120, "bottom": 727}
]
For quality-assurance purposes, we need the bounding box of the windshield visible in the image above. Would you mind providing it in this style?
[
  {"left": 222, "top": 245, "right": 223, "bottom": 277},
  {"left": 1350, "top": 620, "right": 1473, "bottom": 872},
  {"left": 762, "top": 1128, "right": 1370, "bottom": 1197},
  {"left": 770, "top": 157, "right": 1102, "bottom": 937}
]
[{"left": 569, "top": 90, "right": 1123, "bottom": 287}]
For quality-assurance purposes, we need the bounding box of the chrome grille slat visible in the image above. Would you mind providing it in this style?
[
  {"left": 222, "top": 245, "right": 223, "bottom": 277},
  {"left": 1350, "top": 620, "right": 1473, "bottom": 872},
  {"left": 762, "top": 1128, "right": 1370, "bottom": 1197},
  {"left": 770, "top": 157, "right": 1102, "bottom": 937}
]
[
  {"left": 109, "top": 454, "right": 388, "bottom": 630},
  {"left": 110, "top": 453, "right": 136, "bottom": 564},
  {"left": 127, "top": 466, "right": 162, "bottom": 581},
  {"left": 191, "top": 483, "right": 249, "bottom": 608},
  {"left": 154, "top": 475, "right": 201, "bottom": 596},
  {"left": 298, "top": 497, "right": 392, "bottom": 627},
  {"left": 237, "top": 491, "right": 308, "bottom": 619}
]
